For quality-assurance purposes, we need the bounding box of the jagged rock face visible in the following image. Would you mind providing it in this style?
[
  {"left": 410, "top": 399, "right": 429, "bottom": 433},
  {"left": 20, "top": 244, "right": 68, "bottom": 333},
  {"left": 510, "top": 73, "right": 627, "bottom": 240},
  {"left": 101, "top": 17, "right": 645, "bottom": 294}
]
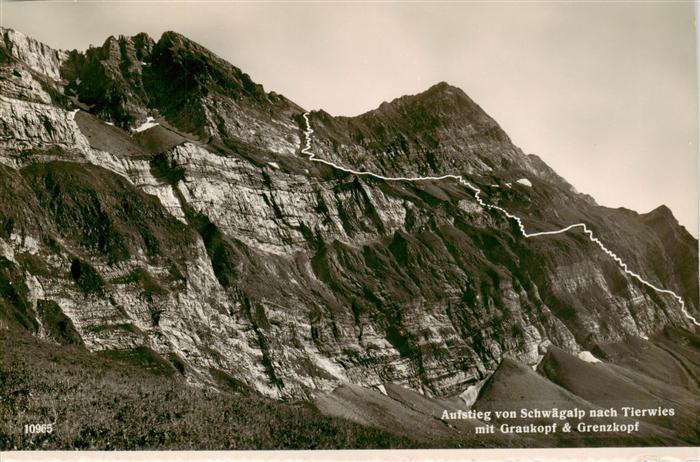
[
  {"left": 62, "top": 33, "right": 154, "bottom": 126},
  {"left": 310, "top": 83, "right": 515, "bottom": 176},
  {"left": 307, "top": 83, "right": 575, "bottom": 199},
  {"left": 60, "top": 30, "right": 303, "bottom": 155},
  {"left": 2, "top": 29, "right": 65, "bottom": 81},
  {"left": 0, "top": 27, "right": 697, "bottom": 400}
]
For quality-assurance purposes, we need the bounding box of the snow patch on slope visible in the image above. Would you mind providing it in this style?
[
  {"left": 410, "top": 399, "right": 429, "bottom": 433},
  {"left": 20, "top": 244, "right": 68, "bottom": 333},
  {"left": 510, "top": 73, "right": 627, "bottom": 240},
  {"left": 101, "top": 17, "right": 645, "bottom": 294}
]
[
  {"left": 132, "top": 116, "right": 159, "bottom": 133},
  {"left": 577, "top": 351, "right": 601, "bottom": 363},
  {"left": 459, "top": 379, "right": 488, "bottom": 408}
]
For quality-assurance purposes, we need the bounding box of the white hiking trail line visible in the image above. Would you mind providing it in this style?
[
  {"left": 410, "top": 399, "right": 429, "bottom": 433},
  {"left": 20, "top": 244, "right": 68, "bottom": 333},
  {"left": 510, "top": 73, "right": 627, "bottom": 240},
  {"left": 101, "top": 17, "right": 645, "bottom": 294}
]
[{"left": 300, "top": 112, "right": 700, "bottom": 327}]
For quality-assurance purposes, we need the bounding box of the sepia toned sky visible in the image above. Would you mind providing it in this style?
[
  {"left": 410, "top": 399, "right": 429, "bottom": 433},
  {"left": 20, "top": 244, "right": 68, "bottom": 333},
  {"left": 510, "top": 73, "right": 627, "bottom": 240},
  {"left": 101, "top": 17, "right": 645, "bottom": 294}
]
[{"left": 2, "top": 1, "right": 697, "bottom": 235}]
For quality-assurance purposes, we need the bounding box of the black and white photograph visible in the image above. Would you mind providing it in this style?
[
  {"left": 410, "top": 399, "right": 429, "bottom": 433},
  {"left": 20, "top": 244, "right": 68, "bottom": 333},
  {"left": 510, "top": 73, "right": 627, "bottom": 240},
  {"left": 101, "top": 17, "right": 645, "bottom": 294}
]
[{"left": 0, "top": 0, "right": 698, "bottom": 458}]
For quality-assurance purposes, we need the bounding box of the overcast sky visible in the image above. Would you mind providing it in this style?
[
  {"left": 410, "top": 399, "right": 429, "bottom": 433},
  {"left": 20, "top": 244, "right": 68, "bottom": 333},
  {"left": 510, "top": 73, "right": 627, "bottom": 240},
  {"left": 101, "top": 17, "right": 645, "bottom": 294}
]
[{"left": 2, "top": 1, "right": 697, "bottom": 235}]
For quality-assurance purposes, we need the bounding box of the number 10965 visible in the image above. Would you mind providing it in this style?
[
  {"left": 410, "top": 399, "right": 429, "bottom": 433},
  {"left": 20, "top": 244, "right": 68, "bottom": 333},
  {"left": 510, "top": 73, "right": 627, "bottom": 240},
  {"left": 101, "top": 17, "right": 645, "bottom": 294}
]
[{"left": 24, "top": 423, "right": 53, "bottom": 434}]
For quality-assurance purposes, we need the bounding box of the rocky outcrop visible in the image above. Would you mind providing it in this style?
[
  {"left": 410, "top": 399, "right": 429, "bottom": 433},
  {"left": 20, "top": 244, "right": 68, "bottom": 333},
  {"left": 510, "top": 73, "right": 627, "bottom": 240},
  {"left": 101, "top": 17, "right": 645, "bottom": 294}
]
[
  {"left": 0, "top": 27, "right": 697, "bottom": 403},
  {"left": 58, "top": 29, "right": 304, "bottom": 156},
  {"left": 2, "top": 29, "right": 65, "bottom": 81}
]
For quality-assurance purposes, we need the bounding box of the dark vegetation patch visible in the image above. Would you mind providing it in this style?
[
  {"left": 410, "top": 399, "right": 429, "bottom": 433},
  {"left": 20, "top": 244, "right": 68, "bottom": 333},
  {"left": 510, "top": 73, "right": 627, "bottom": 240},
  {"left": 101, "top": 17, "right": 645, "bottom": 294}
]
[
  {"left": 0, "top": 216, "right": 13, "bottom": 239},
  {"left": 122, "top": 267, "right": 167, "bottom": 301},
  {"left": 189, "top": 213, "right": 239, "bottom": 288},
  {"left": 0, "top": 164, "right": 46, "bottom": 239},
  {"left": 149, "top": 153, "right": 185, "bottom": 186},
  {"left": 36, "top": 299, "right": 83, "bottom": 346},
  {"left": 167, "top": 263, "right": 185, "bottom": 284},
  {"left": 14, "top": 253, "right": 53, "bottom": 277},
  {"left": 0, "top": 256, "right": 36, "bottom": 331},
  {"left": 98, "top": 346, "right": 176, "bottom": 377},
  {"left": 21, "top": 162, "right": 193, "bottom": 265},
  {"left": 69, "top": 258, "right": 104, "bottom": 296},
  {"left": 167, "top": 353, "right": 187, "bottom": 375},
  {"left": 209, "top": 367, "right": 252, "bottom": 395}
]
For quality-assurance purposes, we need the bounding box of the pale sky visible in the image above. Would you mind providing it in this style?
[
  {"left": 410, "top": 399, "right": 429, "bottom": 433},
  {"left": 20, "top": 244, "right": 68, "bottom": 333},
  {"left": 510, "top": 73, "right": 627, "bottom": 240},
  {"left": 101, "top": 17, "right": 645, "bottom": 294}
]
[{"left": 2, "top": 1, "right": 698, "bottom": 235}]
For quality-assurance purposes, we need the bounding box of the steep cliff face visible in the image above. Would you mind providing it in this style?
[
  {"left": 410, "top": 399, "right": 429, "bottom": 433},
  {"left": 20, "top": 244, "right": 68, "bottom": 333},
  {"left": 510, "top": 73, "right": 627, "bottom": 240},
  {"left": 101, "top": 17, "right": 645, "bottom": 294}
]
[
  {"left": 1, "top": 29, "right": 65, "bottom": 81},
  {"left": 0, "top": 27, "right": 696, "bottom": 404},
  {"left": 60, "top": 31, "right": 302, "bottom": 152}
]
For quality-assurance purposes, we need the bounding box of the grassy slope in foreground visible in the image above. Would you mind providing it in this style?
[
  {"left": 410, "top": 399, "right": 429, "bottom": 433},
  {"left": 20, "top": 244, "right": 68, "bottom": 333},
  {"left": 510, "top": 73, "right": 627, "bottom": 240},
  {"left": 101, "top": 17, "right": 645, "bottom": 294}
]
[{"left": 0, "top": 329, "right": 418, "bottom": 450}]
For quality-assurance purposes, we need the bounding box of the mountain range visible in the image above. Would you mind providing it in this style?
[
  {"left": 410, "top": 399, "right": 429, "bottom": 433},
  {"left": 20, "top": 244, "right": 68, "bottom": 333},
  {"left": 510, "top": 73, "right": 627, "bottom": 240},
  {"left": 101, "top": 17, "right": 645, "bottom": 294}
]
[{"left": 0, "top": 28, "right": 698, "bottom": 448}]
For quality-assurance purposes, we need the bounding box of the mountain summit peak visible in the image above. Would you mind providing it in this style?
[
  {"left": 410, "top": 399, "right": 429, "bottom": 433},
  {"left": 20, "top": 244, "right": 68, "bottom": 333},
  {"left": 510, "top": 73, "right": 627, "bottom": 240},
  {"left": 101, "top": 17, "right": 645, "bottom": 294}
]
[
  {"left": 366, "top": 81, "right": 491, "bottom": 121},
  {"left": 351, "top": 80, "right": 510, "bottom": 146},
  {"left": 425, "top": 80, "right": 464, "bottom": 94},
  {"left": 371, "top": 81, "right": 471, "bottom": 111}
]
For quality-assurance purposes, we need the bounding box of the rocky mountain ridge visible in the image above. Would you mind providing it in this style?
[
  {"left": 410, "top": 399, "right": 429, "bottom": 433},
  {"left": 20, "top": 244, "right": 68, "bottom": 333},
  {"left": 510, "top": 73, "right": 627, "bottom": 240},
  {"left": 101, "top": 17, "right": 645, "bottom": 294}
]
[{"left": 0, "top": 27, "right": 697, "bottom": 406}]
